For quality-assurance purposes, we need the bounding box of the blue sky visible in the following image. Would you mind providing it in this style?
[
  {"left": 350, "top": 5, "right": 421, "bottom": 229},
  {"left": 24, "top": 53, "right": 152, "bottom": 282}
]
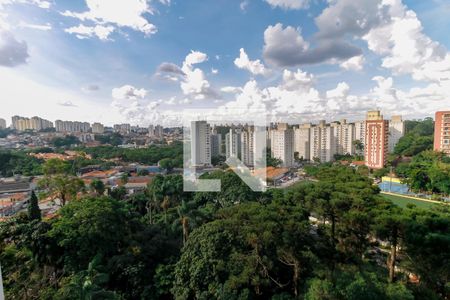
[{"left": 0, "top": 0, "right": 449, "bottom": 126}]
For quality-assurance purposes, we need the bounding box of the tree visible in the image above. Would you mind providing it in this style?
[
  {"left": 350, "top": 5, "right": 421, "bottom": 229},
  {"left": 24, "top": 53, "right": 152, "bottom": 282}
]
[
  {"left": 38, "top": 159, "right": 85, "bottom": 206},
  {"left": 211, "top": 155, "right": 226, "bottom": 166},
  {"left": 372, "top": 167, "right": 389, "bottom": 179},
  {"left": 394, "top": 118, "right": 434, "bottom": 156},
  {"left": 109, "top": 186, "right": 126, "bottom": 200},
  {"left": 90, "top": 179, "right": 105, "bottom": 196},
  {"left": 120, "top": 172, "right": 129, "bottom": 185},
  {"left": 192, "top": 170, "right": 258, "bottom": 209},
  {"left": 55, "top": 255, "right": 120, "bottom": 300},
  {"left": 28, "top": 191, "right": 41, "bottom": 221},
  {"left": 399, "top": 150, "right": 450, "bottom": 194},
  {"left": 353, "top": 140, "right": 364, "bottom": 154},
  {"left": 402, "top": 207, "right": 450, "bottom": 296},
  {"left": 304, "top": 166, "right": 379, "bottom": 267},
  {"left": 0, "top": 150, "right": 43, "bottom": 177},
  {"left": 372, "top": 204, "right": 407, "bottom": 282},
  {"left": 51, "top": 135, "right": 81, "bottom": 148},
  {"left": 265, "top": 147, "right": 282, "bottom": 167},
  {"left": 173, "top": 199, "right": 210, "bottom": 247},
  {"left": 305, "top": 278, "right": 335, "bottom": 300},
  {"left": 137, "top": 168, "right": 149, "bottom": 176},
  {"left": 47, "top": 197, "right": 133, "bottom": 271},
  {"left": 159, "top": 158, "right": 174, "bottom": 172},
  {"left": 173, "top": 202, "right": 315, "bottom": 299}
]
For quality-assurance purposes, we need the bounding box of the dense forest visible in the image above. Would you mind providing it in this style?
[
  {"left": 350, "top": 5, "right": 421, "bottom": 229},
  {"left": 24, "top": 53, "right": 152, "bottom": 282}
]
[
  {"left": 77, "top": 141, "right": 184, "bottom": 167},
  {"left": 0, "top": 150, "right": 44, "bottom": 177},
  {"left": 1, "top": 165, "right": 449, "bottom": 299},
  {"left": 394, "top": 118, "right": 434, "bottom": 157},
  {"left": 0, "top": 141, "right": 184, "bottom": 177}
]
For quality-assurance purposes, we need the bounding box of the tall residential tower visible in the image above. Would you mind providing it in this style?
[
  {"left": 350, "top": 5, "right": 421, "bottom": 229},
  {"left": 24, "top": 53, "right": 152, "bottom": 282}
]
[
  {"left": 191, "top": 121, "right": 211, "bottom": 166},
  {"left": 365, "top": 110, "right": 389, "bottom": 169},
  {"left": 434, "top": 111, "right": 450, "bottom": 156},
  {"left": 388, "top": 115, "right": 405, "bottom": 153}
]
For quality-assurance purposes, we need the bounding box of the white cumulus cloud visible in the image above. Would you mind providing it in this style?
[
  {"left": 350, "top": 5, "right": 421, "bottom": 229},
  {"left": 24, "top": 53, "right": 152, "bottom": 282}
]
[
  {"left": 65, "top": 24, "right": 114, "bottom": 40},
  {"left": 111, "top": 84, "right": 165, "bottom": 125},
  {"left": 234, "top": 48, "right": 269, "bottom": 76},
  {"left": 340, "top": 55, "right": 364, "bottom": 71},
  {"left": 265, "top": 0, "right": 309, "bottom": 10},
  {"left": 62, "top": 0, "right": 158, "bottom": 39}
]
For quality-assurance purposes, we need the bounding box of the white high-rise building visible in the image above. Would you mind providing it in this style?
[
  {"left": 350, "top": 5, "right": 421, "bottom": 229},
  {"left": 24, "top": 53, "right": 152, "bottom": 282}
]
[
  {"left": 225, "top": 128, "right": 241, "bottom": 159},
  {"left": 388, "top": 115, "right": 405, "bottom": 153},
  {"left": 113, "top": 124, "right": 131, "bottom": 134},
  {"left": 354, "top": 120, "right": 366, "bottom": 155},
  {"left": 271, "top": 127, "right": 294, "bottom": 167},
  {"left": 55, "top": 120, "right": 90, "bottom": 133},
  {"left": 11, "top": 116, "right": 22, "bottom": 130},
  {"left": 148, "top": 125, "right": 164, "bottom": 139},
  {"left": 355, "top": 121, "right": 366, "bottom": 144},
  {"left": 0, "top": 118, "right": 6, "bottom": 129},
  {"left": 330, "top": 122, "right": 341, "bottom": 155},
  {"left": 332, "top": 119, "right": 355, "bottom": 155},
  {"left": 294, "top": 123, "right": 311, "bottom": 161},
  {"left": 155, "top": 125, "right": 164, "bottom": 139},
  {"left": 91, "top": 122, "right": 105, "bottom": 134},
  {"left": 148, "top": 125, "right": 154, "bottom": 137},
  {"left": 12, "top": 116, "right": 53, "bottom": 131},
  {"left": 210, "top": 133, "right": 222, "bottom": 157},
  {"left": 191, "top": 121, "right": 211, "bottom": 166},
  {"left": 341, "top": 121, "right": 355, "bottom": 155},
  {"left": 241, "top": 126, "right": 255, "bottom": 167},
  {"left": 310, "top": 120, "right": 336, "bottom": 163}
]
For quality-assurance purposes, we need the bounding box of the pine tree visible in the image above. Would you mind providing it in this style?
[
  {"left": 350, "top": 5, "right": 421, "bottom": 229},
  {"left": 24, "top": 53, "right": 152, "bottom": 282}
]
[{"left": 28, "top": 190, "right": 41, "bottom": 221}]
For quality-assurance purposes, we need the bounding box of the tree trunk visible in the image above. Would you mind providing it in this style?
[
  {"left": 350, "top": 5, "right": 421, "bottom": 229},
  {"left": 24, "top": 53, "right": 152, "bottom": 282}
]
[
  {"left": 389, "top": 234, "right": 398, "bottom": 283},
  {"left": 330, "top": 215, "right": 337, "bottom": 280},
  {"left": 146, "top": 201, "right": 153, "bottom": 224},
  {"left": 293, "top": 260, "right": 299, "bottom": 297},
  {"left": 181, "top": 217, "right": 189, "bottom": 246},
  {"left": 60, "top": 193, "right": 66, "bottom": 206},
  {"left": 331, "top": 216, "right": 336, "bottom": 245}
]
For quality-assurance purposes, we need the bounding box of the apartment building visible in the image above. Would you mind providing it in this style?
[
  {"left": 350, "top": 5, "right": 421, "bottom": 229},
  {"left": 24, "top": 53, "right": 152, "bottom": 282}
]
[
  {"left": 271, "top": 127, "right": 294, "bottom": 167},
  {"left": 191, "top": 121, "right": 211, "bottom": 166},
  {"left": 11, "top": 116, "right": 53, "bottom": 131},
  {"left": 225, "top": 128, "right": 241, "bottom": 159},
  {"left": 365, "top": 110, "right": 389, "bottom": 169},
  {"left": 210, "top": 133, "right": 222, "bottom": 157},
  {"left": 293, "top": 123, "right": 311, "bottom": 160},
  {"left": 332, "top": 119, "right": 355, "bottom": 155},
  {"left": 241, "top": 126, "right": 255, "bottom": 167},
  {"left": 388, "top": 115, "right": 405, "bottom": 153},
  {"left": 310, "top": 120, "right": 336, "bottom": 163},
  {"left": 114, "top": 123, "right": 131, "bottom": 134},
  {"left": 148, "top": 125, "right": 164, "bottom": 139},
  {"left": 354, "top": 120, "right": 366, "bottom": 155},
  {"left": 55, "top": 120, "right": 91, "bottom": 133},
  {"left": 91, "top": 122, "right": 105, "bottom": 134},
  {"left": 434, "top": 111, "right": 450, "bottom": 156}
]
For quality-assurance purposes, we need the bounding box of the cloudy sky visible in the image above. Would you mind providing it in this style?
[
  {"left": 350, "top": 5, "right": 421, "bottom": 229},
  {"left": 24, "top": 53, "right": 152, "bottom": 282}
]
[{"left": 0, "top": 0, "right": 449, "bottom": 126}]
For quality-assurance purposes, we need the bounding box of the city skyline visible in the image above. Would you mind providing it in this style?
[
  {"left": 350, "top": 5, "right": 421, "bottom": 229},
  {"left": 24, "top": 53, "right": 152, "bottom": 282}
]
[
  {"left": 1, "top": 0, "right": 450, "bottom": 126},
  {"left": 0, "top": 110, "right": 440, "bottom": 129},
  {"left": 0, "top": 2, "right": 449, "bottom": 298}
]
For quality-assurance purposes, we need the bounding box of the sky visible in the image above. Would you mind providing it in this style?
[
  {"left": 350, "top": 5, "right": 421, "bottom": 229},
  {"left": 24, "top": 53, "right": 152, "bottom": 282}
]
[{"left": 0, "top": 0, "right": 449, "bottom": 127}]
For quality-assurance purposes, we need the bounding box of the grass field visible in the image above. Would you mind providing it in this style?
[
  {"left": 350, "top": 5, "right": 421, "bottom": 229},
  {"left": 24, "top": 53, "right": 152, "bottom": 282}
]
[{"left": 381, "top": 193, "right": 442, "bottom": 209}]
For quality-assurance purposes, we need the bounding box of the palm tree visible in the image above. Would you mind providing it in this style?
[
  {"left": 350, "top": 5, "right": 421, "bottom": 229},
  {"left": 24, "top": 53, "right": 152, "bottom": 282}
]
[
  {"left": 161, "top": 196, "right": 170, "bottom": 224},
  {"left": 146, "top": 191, "right": 159, "bottom": 224}
]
